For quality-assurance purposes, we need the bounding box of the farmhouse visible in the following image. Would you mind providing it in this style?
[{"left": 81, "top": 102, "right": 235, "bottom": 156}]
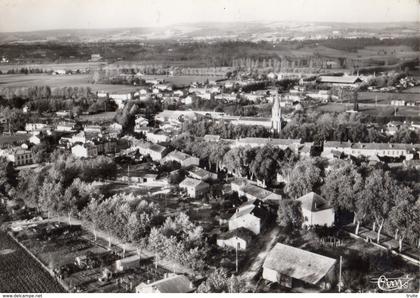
[
  {"left": 163, "top": 150, "right": 199, "bottom": 167},
  {"left": 187, "top": 166, "right": 217, "bottom": 181},
  {"left": 56, "top": 121, "right": 76, "bottom": 132},
  {"left": 136, "top": 274, "right": 194, "bottom": 293},
  {"left": 0, "top": 147, "right": 33, "bottom": 166},
  {"left": 25, "top": 123, "right": 48, "bottom": 132},
  {"left": 217, "top": 227, "right": 254, "bottom": 250},
  {"left": 231, "top": 179, "right": 282, "bottom": 203},
  {"left": 318, "top": 75, "right": 363, "bottom": 87},
  {"left": 71, "top": 143, "right": 98, "bottom": 158},
  {"left": 179, "top": 177, "right": 209, "bottom": 198},
  {"left": 228, "top": 202, "right": 269, "bottom": 235},
  {"left": 145, "top": 129, "right": 170, "bottom": 144},
  {"left": 322, "top": 141, "right": 419, "bottom": 160},
  {"left": 115, "top": 255, "right": 140, "bottom": 272},
  {"left": 133, "top": 141, "right": 169, "bottom": 161},
  {"left": 263, "top": 243, "right": 336, "bottom": 289},
  {"left": 203, "top": 134, "right": 220, "bottom": 142},
  {"left": 297, "top": 192, "right": 335, "bottom": 227},
  {"left": 154, "top": 110, "right": 198, "bottom": 125},
  {"left": 231, "top": 137, "right": 302, "bottom": 151},
  {"left": 230, "top": 117, "right": 272, "bottom": 128}
]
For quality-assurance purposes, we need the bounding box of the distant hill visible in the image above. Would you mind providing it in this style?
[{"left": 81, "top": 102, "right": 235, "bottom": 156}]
[{"left": 0, "top": 21, "right": 418, "bottom": 44}]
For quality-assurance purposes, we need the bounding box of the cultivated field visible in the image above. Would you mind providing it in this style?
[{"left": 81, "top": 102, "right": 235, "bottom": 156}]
[
  {"left": 0, "top": 73, "right": 138, "bottom": 93},
  {"left": 0, "top": 62, "right": 105, "bottom": 72},
  {"left": 0, "top": 231, "right": 65, "bottom": 293},
  {"left": 313, "top": 103, "right": 420, "bottom": 119},
  {"left": 0, "top": 73, "right": 224, "bottom": 92},
  {"left": 13, "top": 222, "right": 170, "bottom": 293},
  {"left": 358, "top": 91, "right": 420, "bottom": 104},
  {"left": 79, "top": 111, "right": 117, "bottom": 123}
]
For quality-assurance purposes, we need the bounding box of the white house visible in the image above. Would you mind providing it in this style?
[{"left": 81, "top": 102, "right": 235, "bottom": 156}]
[
  {"left": 217, "top": 227, "right": 254, "bottom": 251},
  {"left": 163, "top": 150, "right": 199, "bottom": 167},
  {"left": 56, "top": 122, "right": 76, "bottom": 132},
  {"left": 145, "top": 130, "right": 170, "bottom": 144},
  {"left": 71, "top": 143, "right": 98, "bottom": 158},
  {"left": 136, "top": 274, "right": 194, "bottom": 293},
  {"left": 29, "top": 134, "right": 42, "bottom": 145},
  {"left": 297, "top": 192, "right": 335, "bottom": 227},
  {"left": 115, "top": 255, "right": 140, "bottom": 272},
  {"left": 322, "top": 141, "right": 419, "bottom": 161},
  {"left": 187, "top": 166, "right": 217, "bottom": 181},
  {"left": 228, "top": 202, "right": 269, "bottom": 235},
  {"left": 133, "top": 141, "right": 168, "bottom": 161},
  {"left": 25, "top": 123, "right": 47, "bottom": 132},
  {"left": 179, "top": 177, "right": 209, "bottom": 198},
  {"left": 0, "top": 147, "right": 33, "bottom": 166},
  {"left": 263, "top": 243, "right": 336, "bottom": 289}
]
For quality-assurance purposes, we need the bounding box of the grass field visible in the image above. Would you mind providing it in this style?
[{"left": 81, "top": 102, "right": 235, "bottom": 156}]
[
  {"left": 79, "top": 111, "right": 117, "bottom": 122},
  {"left": 0, "top": 73, "right": 140, "bottom": 93},
  {"left": 0, "top": 62, "right": 105, "bottom": 72},
  {"left": 313, "top": 103, "right": 420, "bottom": 118},
  {"left": 0, "top": 73, "right": 223, "bottom": 92},
  {"left": 0, "top": 231, "right": 65, "bottom": 293},
  {"left": 358, "top": 91, "right": 420, "bottom": 104}
]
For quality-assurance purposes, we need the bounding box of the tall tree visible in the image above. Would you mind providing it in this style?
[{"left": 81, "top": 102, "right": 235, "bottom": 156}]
[
  {"left": 286, "top": 160, "right": 322, "bottom": 199},
  {"left": 322, "top": 161, "right": 364, "bottom": 228},
  {"left": 360, "top": 169, "right": 399, "bottom": 243},
  {"left": 276, "top": 199, "right": 303, "bottom": 231}
]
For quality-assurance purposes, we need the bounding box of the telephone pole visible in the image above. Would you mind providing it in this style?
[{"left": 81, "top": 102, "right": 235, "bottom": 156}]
[
  {"left": 338, "top": 255, "right": 343, "bottom": 292},
  {"left": 235, "top": 237, "right": 239, "bottom": 274}
]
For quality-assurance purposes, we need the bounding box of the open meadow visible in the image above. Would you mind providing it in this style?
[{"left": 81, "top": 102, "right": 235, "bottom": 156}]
[{"left": 0, "top": 73, "right": 139, "bottom": 93}]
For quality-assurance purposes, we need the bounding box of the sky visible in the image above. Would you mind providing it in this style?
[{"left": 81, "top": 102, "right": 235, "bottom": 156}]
[{"left": 0, "top": 0, "right": 419, "bottom": 32}]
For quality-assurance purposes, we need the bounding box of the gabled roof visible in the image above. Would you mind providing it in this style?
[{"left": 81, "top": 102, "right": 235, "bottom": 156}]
[
  {"left": 319, "top": 76, "right": 362, "bottom": 84},
  {"left": 137, "top": 274, "right": 194, "bottom": 293},
  {"left": 218, "top": 227, "right": 255, "bottom": 242},
  {"left": 179, "top": 177, "right": 208, "bottom": 189},
  {"left": 230, "top": 204, "right": 269, "bottom": 221},
  {"left": 240, "top": 184, "right": 273, "bottom": 200},
  {"left": 166, "top": 150, "right": 194, "bottom": 161},
  {"left": 188, "top": 166, "right": 214, "bottom": 179},
  {"left": 235, "top": 138, "right": 302, "bottom": 147},
  {"left": 297, "top": 192, "right": 331, "bottom": 212},
  {"left": 263, "top": 243, "right": 336, "bottom": 285},
  {"left": 203, "top": 134, "right": 220, "bottom": 142}
]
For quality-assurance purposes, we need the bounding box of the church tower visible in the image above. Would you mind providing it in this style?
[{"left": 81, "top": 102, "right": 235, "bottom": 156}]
[{"left": 271, "top": 95, "right": 282, "bottom": 134}]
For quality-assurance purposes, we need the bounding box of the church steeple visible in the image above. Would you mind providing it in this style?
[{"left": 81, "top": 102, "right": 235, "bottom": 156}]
[{"left": 271, "top": 95, "right": 282, "bottom": 134}]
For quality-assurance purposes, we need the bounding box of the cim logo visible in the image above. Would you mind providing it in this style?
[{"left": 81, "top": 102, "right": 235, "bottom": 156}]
[{"left": 370, "top": 275, "right": 414, "bottom": 292}]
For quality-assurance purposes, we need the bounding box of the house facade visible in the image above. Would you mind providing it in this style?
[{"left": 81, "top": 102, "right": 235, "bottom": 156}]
[
  {"left": 263, "top": 243, "right": 336, "bottom": 290},
  {"left": 297, "top": 192, "right": 335, "bottom": 227},
  {"left": 179, "top": 177, "right": 209, "bottom": 198}
]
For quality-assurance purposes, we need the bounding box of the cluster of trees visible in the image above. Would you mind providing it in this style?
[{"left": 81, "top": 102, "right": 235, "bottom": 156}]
[
  {"left": 0, "top": 86, "right": 116, "bottom": 119},
  {"left": 322, "top": 160, "right": 419, "bottom": 252},
  {"left": 172, "top": 134, "right": 299, "bottom": 186},
  {"left": 223, "top": 145, "right": 298, "bottom": 186},
  {"left": 280, "top": 111, "right": 419, "bottom": 143},
  {"left": 93, "top": 70, "right": 148, "bottom": 85},
  {"left": 82, "top": 194, "right": 161, "bottom": 243},
  {"left": 273, "top": 157, "right": 419, "bottom": 252},
  {"left": 0, "top": 106, "right": 27, "bottom": 131},
  {"left": 197, "top": 268, "right": 246, "bottom": 293},
  {"left": 16, "top": 152, "right": 117, "bottom": 214},
  {"left": 114, "top": 100, "right": 162, "bottom": 133},
  {"left": 144, "top": 212, "right": 207, "bottom": 271},
  {"left": 0, "top": 157, "right": 17, "bottom": 198},
  {"left": 181, "top": 119, "right": 271, "bottom": 139},
  {"left": 0, "top": 86, "right": 95, "bottom": 101}
]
